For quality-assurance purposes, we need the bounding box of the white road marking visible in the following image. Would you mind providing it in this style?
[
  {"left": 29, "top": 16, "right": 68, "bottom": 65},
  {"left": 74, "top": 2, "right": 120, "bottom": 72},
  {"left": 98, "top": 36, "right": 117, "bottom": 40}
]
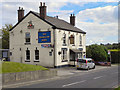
[
  {"left": 93, "top": 76, "right": 103, "bottom": 79},
  {"left": 62, "top": 80, "right": 86, "bottom": 87}
]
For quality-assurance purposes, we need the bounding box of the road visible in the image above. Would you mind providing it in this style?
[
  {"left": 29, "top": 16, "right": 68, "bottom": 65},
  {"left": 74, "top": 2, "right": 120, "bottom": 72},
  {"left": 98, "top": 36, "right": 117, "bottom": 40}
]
[{"left": 13, "top": 65, "right": 118, "bottom": 88}]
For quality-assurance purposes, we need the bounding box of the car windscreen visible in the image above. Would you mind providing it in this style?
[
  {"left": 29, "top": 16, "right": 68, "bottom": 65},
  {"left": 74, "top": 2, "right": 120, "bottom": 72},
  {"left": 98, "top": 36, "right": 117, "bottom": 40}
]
[{"left": 78, "top": 59, "right": 86, "bottom": 63}]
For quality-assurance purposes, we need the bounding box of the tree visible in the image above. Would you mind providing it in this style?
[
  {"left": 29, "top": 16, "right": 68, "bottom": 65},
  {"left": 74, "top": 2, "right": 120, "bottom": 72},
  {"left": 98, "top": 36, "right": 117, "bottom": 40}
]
[
  {"left": 86, "top": 44, "right": 108, "bottom": 62},
  {"left": 2, "top": 24, "right": 12, "bottom": 49}
]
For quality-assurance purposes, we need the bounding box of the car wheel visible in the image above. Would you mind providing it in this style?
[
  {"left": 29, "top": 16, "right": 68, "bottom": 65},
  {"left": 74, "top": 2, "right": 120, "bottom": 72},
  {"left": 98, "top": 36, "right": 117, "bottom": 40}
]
[
  {"left": 87, "top": 66, "right": 90, "bottom": 70},
  {"left": 92, "top": 65, "right": 95, "bottom": 69}
]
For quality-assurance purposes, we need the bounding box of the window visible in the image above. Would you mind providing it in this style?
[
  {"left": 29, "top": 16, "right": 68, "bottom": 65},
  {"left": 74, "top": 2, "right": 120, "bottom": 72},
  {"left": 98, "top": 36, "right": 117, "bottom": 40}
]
[
  {"left": 63, "top": 33, "right": 66, "bottom": 46},
  {"left": 25, "top": 32, "right": 30, "bottom": 43},
  {"left": 61, "top": 48, "right": 67, "bottom": 61},
  {"left": 78, "top": 52, "right": 82, "bottom": 58},
  {"left": 35, "top": 49, "right": 39, "bottom": 60},
  {"left": 69, "top": 35, "right": 74, "bottom": 44},
  {"left": 26, "top": 49, "right": 30, "bottom": 60},
  {"left": 80, "top": 35, "right": 82, "bottom": 45}
]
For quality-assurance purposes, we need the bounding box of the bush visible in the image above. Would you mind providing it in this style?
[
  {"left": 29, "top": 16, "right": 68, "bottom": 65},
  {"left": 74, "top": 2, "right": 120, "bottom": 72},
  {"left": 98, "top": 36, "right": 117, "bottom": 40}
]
[
  {"left": 86, "top": 44, "right": 108, "bottom": 62},
  {"left": 111, "top": 51, "right": 120, "bottom": 64}
]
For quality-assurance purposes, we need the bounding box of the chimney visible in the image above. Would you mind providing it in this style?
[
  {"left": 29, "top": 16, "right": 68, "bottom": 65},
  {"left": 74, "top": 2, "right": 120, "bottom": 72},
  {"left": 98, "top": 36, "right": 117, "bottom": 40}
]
[
  {"left": 70, "top": 14, "right": 75, "bottom": 26},
  {"left": 18, "top": 7, "right": 24, "bottom": 22},
  {"left": 39, "top": 2, "right": 46, "bottom": 19}
]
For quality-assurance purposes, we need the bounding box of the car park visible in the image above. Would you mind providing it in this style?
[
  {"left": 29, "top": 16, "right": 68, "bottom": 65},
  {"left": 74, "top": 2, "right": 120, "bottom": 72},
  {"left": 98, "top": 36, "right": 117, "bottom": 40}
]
[{"left": 76, "top": 58, "right": 95, "bottom": 70}]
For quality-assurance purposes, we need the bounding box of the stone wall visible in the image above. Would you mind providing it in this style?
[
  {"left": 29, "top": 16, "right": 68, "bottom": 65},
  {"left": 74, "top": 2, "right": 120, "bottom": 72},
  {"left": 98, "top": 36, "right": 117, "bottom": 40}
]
[{"left": 2, "top": 69, "right": 57, "bottom": 84}]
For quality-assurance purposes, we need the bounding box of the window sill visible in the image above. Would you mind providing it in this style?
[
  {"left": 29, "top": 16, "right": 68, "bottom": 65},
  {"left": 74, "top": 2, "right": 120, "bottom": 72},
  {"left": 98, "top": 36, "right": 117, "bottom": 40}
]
[
  {"left": 79, "top": 45, "right": 82, "bottom": 46},
  {"left": 62, "top": 44, "right": 67, "bottom": 46},
  {"left": 72, "top": 44, "right": 75, "bottom": 46},
  {"left": 34, "top": 60, "right": 40, "bottom": 62},
  {"left": 25, "top": 43, "right": 31, "bottom": 45},
  {"left": 25, "top": 60, "right": 30, "bottom": 62},
  {"left": 62, "top": 60, "right": 68, "bottom": 62}
]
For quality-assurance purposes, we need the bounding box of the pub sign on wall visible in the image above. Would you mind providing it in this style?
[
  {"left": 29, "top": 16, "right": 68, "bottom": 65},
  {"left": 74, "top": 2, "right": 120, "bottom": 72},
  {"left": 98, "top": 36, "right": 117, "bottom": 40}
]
[{"left": 38, "top": 31, "right": 51, "bottom": 43}]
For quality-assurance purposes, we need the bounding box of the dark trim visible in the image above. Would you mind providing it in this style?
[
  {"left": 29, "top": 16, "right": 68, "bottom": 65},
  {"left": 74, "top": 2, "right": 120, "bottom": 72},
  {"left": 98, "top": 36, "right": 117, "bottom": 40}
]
[
  {"left": 10, "top": 11, "right": 86, "bottom": 34},
  {"left": 34, "top": 60, "right": 39, "bottom": 62},
  {"left": 25, "top": 60, "right": 30, "bottom": 62},
  {"left": 54, "top": 64, "right": 69, "bottom": 68}
]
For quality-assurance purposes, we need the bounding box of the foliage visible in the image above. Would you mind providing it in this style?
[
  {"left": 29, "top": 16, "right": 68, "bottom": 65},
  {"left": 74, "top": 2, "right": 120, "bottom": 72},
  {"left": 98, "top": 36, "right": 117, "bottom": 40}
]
[
  {"left": 86, "top": 44, "right": 108, "bottom": 62},
  {"left": 111, "top": 51, "right": 120, "bottom": 64},
  {"left": 2, "top": 24, "right": 12, "bottom": 49},
  {"left": 0, "top": 61, "right": 48, "bottom": 73},
  {"left": 114, "top": 86, "right": 120, "bottom": 90}
]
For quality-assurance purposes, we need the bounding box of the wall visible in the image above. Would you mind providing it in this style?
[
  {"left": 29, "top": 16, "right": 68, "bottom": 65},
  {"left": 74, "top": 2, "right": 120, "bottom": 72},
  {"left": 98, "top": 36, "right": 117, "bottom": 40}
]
[
  {"left": 2, "top": 69, "right": 57, "bottom": 84},
  {"left": 55, "top": 29, "right": 86, "bottom": 67},
  {"left": 10, "top": 13, "right": 54, "bottom": 67}
]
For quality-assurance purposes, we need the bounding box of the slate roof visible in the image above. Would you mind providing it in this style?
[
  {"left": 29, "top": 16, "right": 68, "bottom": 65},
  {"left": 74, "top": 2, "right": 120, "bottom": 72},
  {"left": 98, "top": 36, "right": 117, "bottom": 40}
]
[{"left": 10, "top": 11, "right": 86, "bottom": 34}]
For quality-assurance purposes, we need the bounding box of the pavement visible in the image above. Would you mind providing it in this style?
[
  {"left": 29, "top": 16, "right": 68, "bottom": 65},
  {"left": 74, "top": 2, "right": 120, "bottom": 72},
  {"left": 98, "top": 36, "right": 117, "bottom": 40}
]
[
  {"left": 55, "top": 65, "right": 114, "bottom": 76},
  {"left": 2, "top": 65, "right": 119, "bottom": 89}
]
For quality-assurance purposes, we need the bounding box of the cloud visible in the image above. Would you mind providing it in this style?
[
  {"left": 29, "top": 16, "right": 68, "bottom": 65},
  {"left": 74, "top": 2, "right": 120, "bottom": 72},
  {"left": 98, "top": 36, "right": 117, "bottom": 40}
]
[{"left": 76, "top": 5, "right": 118, "bottom": 45}]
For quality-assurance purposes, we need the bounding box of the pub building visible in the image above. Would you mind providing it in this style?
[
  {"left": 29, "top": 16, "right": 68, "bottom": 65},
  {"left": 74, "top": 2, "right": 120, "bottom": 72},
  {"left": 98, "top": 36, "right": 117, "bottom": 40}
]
[{"left": 9, "top": 2, "right": 86, "bottom": 68}]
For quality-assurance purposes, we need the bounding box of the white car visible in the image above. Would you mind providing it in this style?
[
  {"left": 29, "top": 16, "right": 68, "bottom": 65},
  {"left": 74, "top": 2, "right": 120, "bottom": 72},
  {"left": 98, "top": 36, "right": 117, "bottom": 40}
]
[{"left": 76, "top": 58, "right": 95, "bottom": 70}]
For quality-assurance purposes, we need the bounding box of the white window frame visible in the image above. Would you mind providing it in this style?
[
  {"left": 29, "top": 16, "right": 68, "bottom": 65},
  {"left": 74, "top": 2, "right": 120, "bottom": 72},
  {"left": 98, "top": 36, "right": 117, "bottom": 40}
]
[
  {"left": 80, "top": 34, "right": 82, "bottom": 46},
  {"left": 61, "top": 48, "right": 67, "bottom": 61},
  {"left": 25, "top": 32, "right": 30, "bottom": 43},
  {"left": 34, "top": 49, "right": 39, "bottom": 61},
  {"left": 26, "top": 49, "right": 30, "bottom": 61}
]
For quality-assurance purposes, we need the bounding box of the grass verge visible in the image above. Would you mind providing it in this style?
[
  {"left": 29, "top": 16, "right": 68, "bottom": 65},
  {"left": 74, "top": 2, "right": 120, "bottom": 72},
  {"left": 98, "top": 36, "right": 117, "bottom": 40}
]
[
  {"left": 0, "top": 61, "right": 48, "bottom": 74},
  {"left": 115, "top": 86, "right": 120, "bottom": 90}
]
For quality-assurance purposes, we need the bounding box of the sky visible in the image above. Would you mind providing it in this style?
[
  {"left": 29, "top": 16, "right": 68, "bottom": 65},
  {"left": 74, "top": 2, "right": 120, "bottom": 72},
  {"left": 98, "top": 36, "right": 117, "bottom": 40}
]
[{"left": 0, "top": 0, "right": 119, "bottom": 45}]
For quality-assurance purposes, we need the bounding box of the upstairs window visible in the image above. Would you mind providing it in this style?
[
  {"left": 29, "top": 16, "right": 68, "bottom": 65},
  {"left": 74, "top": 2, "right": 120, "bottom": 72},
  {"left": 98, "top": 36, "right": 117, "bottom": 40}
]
[
  {"left": 80, "top": 35, "right": 82, "bottom": 45},
  {"left": 26, "top": 49, "right": 30, "bottom": 60},
  {"left": 35, "top": 49, "right": 39, "bottom": 60},
  {"left": 63, "top": 33, "right": 66, "bottom": 46},
  {"left": 69, "top": 35, "right": 74, "bottom": 44},
  {"left": 25, "top": 32, "right": 30, "bottom": 43}
]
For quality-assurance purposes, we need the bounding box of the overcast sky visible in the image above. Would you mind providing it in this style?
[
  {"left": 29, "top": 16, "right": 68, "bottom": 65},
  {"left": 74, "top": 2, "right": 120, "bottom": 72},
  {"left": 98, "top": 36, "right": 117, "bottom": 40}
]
[{"left": 0, "top": 0, "right": 119, "bottom": 45}]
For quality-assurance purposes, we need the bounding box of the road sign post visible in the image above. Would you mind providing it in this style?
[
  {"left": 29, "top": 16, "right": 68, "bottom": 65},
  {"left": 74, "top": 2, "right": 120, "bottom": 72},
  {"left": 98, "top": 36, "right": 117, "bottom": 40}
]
[{"left": 108, "top": 50, "right": 111, "bottom": 66}]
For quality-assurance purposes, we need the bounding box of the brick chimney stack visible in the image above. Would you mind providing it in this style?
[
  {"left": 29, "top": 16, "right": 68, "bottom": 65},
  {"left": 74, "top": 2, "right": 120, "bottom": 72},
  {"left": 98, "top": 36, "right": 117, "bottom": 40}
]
[
  {"left": 18, "top": 7, "right": 24, "bottom": 22},
  {"left": 70, "top": 14, "right": 75, "bottom": 26},
  {"left": 39, "top": 2, "right": 46, "bottom": 19}
]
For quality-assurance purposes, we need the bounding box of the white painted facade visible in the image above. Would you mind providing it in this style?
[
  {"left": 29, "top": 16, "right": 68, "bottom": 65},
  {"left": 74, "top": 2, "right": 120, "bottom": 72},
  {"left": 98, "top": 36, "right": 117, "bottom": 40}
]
[{"left": 10, "top": 12, "right": 86, "bottom": 68}]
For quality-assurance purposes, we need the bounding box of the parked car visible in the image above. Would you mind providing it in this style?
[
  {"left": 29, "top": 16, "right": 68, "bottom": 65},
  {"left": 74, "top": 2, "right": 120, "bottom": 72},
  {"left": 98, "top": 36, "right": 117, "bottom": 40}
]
[{"left": 76, "top": 58, "right": 95, "bottom": 70}]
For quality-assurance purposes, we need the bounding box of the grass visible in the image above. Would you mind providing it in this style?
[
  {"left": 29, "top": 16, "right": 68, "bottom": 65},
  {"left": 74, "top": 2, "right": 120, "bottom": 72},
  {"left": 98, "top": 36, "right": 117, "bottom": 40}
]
[
  {"left": 115, "top": 86, "right": 120, "bottom": 90},
  {"left": 0, "top": 61, "right": 48, "bottom": 74}
]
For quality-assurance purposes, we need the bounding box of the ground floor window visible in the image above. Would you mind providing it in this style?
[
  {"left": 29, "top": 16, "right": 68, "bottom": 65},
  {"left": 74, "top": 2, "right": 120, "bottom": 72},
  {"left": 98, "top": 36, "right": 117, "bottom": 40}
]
[
  {"left": 61, "top": 48, "right": 67, "bottom": 61},
  {"left": 35, "top": 49, "right": 39, "bottom": 60},
  {"left": 26, "top": 49, "right": 30, "bottom": 60}
]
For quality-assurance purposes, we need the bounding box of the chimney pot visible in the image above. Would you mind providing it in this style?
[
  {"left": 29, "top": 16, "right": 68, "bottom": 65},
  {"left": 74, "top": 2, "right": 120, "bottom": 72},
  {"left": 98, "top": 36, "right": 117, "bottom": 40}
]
[
  {"left": 40, "top": 2, "right": 42, "bottom": 6},
  {"left": 43, "top": 2, "right": 45, "bottom": 6}
]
